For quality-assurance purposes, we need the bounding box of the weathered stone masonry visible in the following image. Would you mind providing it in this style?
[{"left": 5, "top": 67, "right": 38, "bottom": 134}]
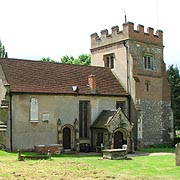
[{"left": 140, "top": 100, "right": 173, "bottom": 146}]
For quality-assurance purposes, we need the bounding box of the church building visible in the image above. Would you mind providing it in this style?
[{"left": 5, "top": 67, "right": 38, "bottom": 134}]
[{"left": 0, "top": 22, "right": 173, "bottom": 152}]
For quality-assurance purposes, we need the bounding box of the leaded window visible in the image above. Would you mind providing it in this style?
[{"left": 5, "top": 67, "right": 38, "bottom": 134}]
[
  {"left": 143, "top": 54, "right": 153, "bottom": 70},
  {"left": 79, "top": 101, "right": 90, "bottom": 138}
]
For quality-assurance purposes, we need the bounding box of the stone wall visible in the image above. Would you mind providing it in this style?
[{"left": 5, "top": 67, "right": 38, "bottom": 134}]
[
  {"left": 141, "top": 99, "right": 173, "bottom": 146},
  {"left": 129, "top": 35, "right": 173, "bottom": 147}
]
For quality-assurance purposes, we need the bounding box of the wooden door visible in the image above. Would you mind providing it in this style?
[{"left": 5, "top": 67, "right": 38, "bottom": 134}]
[
  {"left": 114, "top": 131, "right": 123, "bottom": 149},
  {"left": 63, "top": 127, "right": 71, "bottom": 149}
]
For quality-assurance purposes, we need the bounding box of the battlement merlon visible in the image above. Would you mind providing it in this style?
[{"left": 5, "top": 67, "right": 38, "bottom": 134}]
[{"left": 91, "top": 22, "right": 163, "bottom": 49}]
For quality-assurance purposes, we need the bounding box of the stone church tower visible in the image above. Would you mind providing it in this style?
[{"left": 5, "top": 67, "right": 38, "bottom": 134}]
[{"left": 90, "top": 22, "right": 174, "bottom": 148}]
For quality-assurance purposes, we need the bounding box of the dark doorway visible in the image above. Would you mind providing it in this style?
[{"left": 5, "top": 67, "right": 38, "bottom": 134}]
[
  {"left": 114, "top": 131, "right": 123, "bottom": 149},
  {"left": 63, "top": 127, "right": 71, "bottom": 149}
]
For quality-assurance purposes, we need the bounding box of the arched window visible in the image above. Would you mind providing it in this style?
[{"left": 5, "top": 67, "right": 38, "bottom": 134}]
[{"left": 30, "top": 98, "right": 39, "bottom": 121}]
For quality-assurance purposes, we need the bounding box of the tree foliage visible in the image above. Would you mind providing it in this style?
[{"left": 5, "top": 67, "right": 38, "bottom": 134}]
[
  {"left": 0, "top": 40, "right": 8, "bottom": 58},
  {"left": 167, "top": 65, "right": 180, "bottom": 131},
  {"left": 41, "top": 54, "right": 91, "bottom": 66},
  {"left": 61, "top": 54, "right": 91, "bottom": 65},
  {"left": 41, "top": 57, "right": 55, "bottom": 62}
]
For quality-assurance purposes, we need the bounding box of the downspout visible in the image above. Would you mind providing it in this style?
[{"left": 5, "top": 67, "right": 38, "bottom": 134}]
[
  {"left": 123, "top": 41, "right": 131, "bottom": 122},
  {"left": 123, "top": 41, "right": 134, "bottom": 153},
  {"left": 9, "top": 93, "right": 13, "bottom": 152}
]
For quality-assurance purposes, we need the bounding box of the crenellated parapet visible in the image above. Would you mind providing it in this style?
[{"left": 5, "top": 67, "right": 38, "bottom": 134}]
[{"left": 91, "top": 22, "right": 163, "bottom": 49}]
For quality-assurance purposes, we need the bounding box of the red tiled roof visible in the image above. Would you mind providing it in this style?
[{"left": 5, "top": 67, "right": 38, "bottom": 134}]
[{"left": 0, "top": 58, "right": 128, "bottom": 96}]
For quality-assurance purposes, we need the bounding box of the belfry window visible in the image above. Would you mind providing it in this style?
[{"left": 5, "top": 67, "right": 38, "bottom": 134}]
[
  {"left": 103, "top": 54, "right": 114, "bottom": 69},
  {"left": 143, "top": 54, "right": 153, "bottom": 70}
]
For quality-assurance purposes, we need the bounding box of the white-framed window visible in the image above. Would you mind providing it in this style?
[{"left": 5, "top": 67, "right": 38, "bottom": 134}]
[
  {"left": 30, "top": 98, "right": 39, "bottom": 122},
  {"left": 143, "top": 54, "right": 153, "bottom": 70}
]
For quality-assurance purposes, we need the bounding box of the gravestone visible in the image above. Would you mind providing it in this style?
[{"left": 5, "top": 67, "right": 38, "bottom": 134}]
[{"left": 175, "top": 143, "right": 180, "bottom": 166}]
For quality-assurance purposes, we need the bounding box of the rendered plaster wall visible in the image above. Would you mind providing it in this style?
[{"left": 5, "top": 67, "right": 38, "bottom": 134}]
[
  {"left": 11, "top": 94, "right": 128, "bottom": 151},
  {"left": 91, "top": 43, "right": 128, "bottom": 91}
]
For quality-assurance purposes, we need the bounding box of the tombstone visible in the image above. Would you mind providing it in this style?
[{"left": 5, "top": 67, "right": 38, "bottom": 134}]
[{"left": 175, "top": 143, "right": 180, "bottom": 166}]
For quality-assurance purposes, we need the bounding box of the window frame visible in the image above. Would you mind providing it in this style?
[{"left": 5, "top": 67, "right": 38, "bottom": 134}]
[
  {"left": 79, "top": 101, "right": 90, "bottom": 139},
  {"left": 103, "top": 53, "right": 115, "bottom": 69},
  {"left": 143, "top": 54, "right": 154, "bottom": 70}
]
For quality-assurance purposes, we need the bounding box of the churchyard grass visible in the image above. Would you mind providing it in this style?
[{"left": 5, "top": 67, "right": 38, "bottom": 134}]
[
  {"left": 0, "top": 149, "right": 179, "bottom": 180},
  {"left": 140, "top": 147, "right": 175, "bottom": 153}
]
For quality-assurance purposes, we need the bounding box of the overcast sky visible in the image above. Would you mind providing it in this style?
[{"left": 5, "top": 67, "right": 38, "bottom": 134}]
[{"left": 0, "top": 0, "right": 179, "bottom": 68}]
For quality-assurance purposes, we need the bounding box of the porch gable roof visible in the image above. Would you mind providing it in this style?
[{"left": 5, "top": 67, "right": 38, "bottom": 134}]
[
  {"left": 91, "top": 108, "right": 132, "bottom": 132},
  {"left": 91, "top": 110, "right": 117, "bottom": 129}
]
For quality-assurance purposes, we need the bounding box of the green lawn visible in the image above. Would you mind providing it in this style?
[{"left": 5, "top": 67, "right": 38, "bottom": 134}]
[
  {"left": 0, "top": 149, "right": 179, "bottom": 180},
  {"left": 140, "top": 147, "right": 175, "bottom": 153}
]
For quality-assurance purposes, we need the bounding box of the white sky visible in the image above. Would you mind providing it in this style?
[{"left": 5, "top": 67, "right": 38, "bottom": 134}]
[{"left": 0, "top": 0, "right": 179, "bottom": 68}]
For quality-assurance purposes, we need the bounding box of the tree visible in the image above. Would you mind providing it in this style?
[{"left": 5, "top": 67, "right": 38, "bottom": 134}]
[
  {"left": 0, "top": 40, "right": 8, "bottom": 58},
  {"left": 61, "top": 54, "right": 91, "bottom": 65},
  {"left": 41, "top": 54, "right": 91, "bottom": 65},
  {"left": 77, "top": 54, "right": 91, "bottom": 65},
  {"left": 41, "top": 57, "right": 56, "bottom": 62},
  {"left": 167, "top": 65, "right": 180, "bottom": 131},
  {"left": 60, "top": 55, "right": 75, "bottom": 64}
]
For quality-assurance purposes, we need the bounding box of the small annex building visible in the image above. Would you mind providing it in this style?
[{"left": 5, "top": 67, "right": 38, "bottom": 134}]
[{"left": 0, "top": 21, "right": 174, "bottom": 152}]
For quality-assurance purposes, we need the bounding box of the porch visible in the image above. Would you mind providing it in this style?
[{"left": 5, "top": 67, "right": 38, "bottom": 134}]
[{"left": 91, "top": 108, "right": 134, "bottom": 153}]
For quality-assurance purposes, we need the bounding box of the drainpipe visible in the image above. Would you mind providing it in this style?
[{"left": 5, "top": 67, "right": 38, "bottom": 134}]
[
  {"left": 9, "top": 93, "right": 13, "bottom": 152},
  {"left": 123, "top": 41, "right": 131, "bottom": 122},
  {"left": 123, "top": 41, "right": 134, "bottom": 153},
  {"left": 128, "top": 95, "right": 131, "bottom": 123}
]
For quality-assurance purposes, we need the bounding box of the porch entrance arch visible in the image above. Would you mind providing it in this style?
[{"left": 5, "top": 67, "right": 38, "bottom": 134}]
[
  {"left": 114, "top": 131, "right": 123, "bottom": 149},
  {"left": 62, "top": 124, "right": 75, "bottom": 150},
  {"left": 113, "top": 128, "right": 127, "bottom": 149},
  {"left": 63, "top": 127, "right": 71, "bottom": 149}
]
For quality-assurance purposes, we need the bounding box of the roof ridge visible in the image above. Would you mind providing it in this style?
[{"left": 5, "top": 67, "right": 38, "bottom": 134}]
[
  {"left": 0, "top": 58, "right": 111, "bottom": 70},
  {"left": 0, "top": 58, "right": 128, "bottom": 96}
]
